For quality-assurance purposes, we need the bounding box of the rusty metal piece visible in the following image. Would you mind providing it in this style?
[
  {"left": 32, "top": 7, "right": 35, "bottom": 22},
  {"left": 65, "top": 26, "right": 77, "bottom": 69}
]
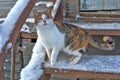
[
  {"left": 0, "top": 61, "right": 2, "bottom": 71},
  {"left": 0, "top": 68, "right": 4, "bottom": 80}
]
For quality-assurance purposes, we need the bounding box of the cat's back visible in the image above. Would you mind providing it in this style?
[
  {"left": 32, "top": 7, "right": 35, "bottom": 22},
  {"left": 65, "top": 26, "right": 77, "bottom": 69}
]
[
  {"left": 54, "top": 21, "right": 90, "bottom": 50},
  {"left": 54, "top": 21, "right": 88, "bottom": 35}
]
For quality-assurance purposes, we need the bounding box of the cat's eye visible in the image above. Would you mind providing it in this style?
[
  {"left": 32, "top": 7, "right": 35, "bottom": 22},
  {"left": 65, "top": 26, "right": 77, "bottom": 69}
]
[
  {"left": 108, "top": 41, "right": 113, "bottom": 44},
  {"left": 38, "top": 17, "right": 42, "bottom": 21}
]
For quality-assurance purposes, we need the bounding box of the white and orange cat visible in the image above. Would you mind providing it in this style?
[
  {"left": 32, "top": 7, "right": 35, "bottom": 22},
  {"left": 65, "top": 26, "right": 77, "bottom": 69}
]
[{"left": 33, "top": 7, "right": 115, "bottom": 66}]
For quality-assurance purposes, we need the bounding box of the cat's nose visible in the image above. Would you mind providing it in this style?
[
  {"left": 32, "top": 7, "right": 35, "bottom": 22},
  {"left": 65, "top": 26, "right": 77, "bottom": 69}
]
[{"left": 43, "top": 20, "right": 46, "bottom": 25}]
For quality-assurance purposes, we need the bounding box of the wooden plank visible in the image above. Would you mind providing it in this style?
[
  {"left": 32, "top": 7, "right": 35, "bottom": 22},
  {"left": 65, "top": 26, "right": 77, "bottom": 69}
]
[
  {"left": 88, "top": 30, "right": 120, "bottom": 35},
  {"left": 0, "top": 0, "right": 17, "bottom": 2},
  {"left": 76, "top": 0, "right": 80, "bottom": 13},
  {"left": 11, "top": 41, "right": 17, "bottom": 80},
  {"left": 79, "top": 12, "right": 120, "bottom": 18},
  {"left": 64, "top": 18, "right": 120, "bottom": 23},
  {"left": 0, "top": 1, "right": 16, "bottom": 5},
  {"left": 80, "top": 0, "right": 120, "bottom": 11},
  {"left": 0, "top": 68, "right": 4, "bottom": 80},
  {"left": 20, "top": 32, "right": 37, "bottom": 39},
  {"left": 44, "top": 68, "right": 120, "bottom": 79},
  {"left": 0, "top": 10, "right": 10, "bottom": 17},
  {"left": 0, "top": 1, "right": 16, "bottom": 10},
  {"left": 0, "top": 54, "right": 7, "bottom": 80},
  {"left": 0, "top": 0, "right": 15, "bottom": 1},
  {"left": 65, "top": 12, "right": 120, "bottom": 22},
  {"left": 20, "top": 29, "right": 120, "bottom": 40}
]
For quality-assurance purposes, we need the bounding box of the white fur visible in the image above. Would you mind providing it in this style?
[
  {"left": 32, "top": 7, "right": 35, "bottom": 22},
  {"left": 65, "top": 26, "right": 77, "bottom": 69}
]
[
  {"left": 36, "top": 16, "right": 83, "bottom": 66},
  {"left": 63, "top": 46, "right": 83, "bottom": 64},
  {"left": 36, "top": 18, "right": 65, "bottom": 66}
]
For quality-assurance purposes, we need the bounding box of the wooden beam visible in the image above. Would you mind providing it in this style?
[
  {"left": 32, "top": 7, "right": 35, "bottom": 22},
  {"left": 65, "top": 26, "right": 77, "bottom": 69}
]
[
  {"left": 79, "top": 12, "right": 120, "bottom": 18},
  {"left": 44, "top": 68, "right": 120, "bottom": 79},
  {"left": 10, "top": 41, "right": 17, "bottom": 80},
  {"left": 20, "top": 32, "right": 37, "bottom": 39},
  {"left": 88, "top": 30, "right": 120, "bottom": 36},
  {"left": 0, "top": 0, "right": 36, "bottom": 80},
  {"left": 20, "top": 29, "right": 120, "bottom": 40}
]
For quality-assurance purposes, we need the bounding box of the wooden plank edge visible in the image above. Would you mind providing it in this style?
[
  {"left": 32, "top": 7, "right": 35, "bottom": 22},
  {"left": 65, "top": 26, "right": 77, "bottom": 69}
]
[
  {"left": 20, "top": 29, "right": 120, "bottom": 40},
  {"left": 88, "top": 30, "right": 120, "bottom": 35},
  {"left": 20, "top": 32, "right": 37, "bottom": 39},
  {"left": 44, "top": 68, "right": 120, "bottom": 79}
]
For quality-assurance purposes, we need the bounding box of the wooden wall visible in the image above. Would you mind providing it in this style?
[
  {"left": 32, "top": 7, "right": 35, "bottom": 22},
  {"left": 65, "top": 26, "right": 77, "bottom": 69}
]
[
  {"left": 80, "top": 0, "right": 120, "bottom": 10},
  {"left": 0, "top": 0, "right": 17, "bottom": 18}
]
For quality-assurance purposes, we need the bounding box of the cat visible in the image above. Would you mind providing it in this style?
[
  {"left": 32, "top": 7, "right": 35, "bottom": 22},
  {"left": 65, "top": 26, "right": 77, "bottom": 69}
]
[{"left": 33, "top": 7, "right": 115, "bottom": 66}]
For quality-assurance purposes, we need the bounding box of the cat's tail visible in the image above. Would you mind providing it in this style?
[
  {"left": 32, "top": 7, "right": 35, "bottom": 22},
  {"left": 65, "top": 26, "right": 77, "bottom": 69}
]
[{"left": 89, "top": 36, "right": 115, "bottom": 50}]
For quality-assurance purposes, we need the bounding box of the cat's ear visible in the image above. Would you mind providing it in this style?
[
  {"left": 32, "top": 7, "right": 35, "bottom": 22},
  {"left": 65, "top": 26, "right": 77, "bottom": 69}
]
[{"left": 46, "top": 6, "right": 54, "bottom": 18}]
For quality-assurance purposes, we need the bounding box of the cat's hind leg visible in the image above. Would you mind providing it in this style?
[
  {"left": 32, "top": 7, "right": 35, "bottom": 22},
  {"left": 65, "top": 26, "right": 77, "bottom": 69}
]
[
  {"left": 68, "top": 51, "right": 82, "bottom": 65},
  {"left": 64, "top": 46, "right": 82, "bottom": 65}
]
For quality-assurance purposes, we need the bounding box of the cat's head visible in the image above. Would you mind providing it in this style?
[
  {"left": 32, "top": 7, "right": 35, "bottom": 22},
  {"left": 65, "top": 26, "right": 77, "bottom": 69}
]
[{"left": 33, "top": 7, "right": 53, "bottom": 26}]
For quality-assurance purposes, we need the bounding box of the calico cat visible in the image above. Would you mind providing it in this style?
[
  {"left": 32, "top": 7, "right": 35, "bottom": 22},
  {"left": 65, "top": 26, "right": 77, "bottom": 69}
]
[{"left": 33, "top": 7, "right": 115, "bottom": 66}]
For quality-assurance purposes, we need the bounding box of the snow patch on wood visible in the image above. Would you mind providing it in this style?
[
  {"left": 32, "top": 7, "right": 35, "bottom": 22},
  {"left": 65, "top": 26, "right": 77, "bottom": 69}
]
[
  {"left": 52, "top": 0, "right": 61, "bottom": 19},
  {"left": 0, "top": 0, "right": 30, "bottom": 52},
  {"left": 45, "top": 54, "right": 120, "bottom": 73},
  {"left": 35, "top": 1, "right": 53, "bottom": 7},
  {"left": 20, "top": 38, "right": 46, "bottom": 80}
]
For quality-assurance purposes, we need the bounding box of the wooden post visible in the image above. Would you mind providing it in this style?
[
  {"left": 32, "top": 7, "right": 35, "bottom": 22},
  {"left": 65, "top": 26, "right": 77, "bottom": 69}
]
[
  {"left": 11, "top": 41, "right": 17, "bottom": 80},
  {"left": 0, "top": 0, "right": 36, "bottom": 80},
  {"left": 76, "top": 0, "right": 80, "bottom": 13}
]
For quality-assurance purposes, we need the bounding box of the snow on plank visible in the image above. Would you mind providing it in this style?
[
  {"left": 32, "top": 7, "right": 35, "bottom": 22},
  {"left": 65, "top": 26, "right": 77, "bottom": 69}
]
[{"left": 44, "top": 54, "right": 120, "bottom": 79}]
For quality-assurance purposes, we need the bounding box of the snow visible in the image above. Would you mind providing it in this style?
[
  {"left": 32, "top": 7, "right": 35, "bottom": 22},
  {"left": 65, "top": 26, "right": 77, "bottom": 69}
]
[
  {"left": 25, "top": 18, "right": 34, "bottom": 23},
  {"left": 72, "top": 23, "right": 120, "bottom": 30},
  {"left": 0, "top": 18, "right": 34, "bottom": 23},
  {"left": 21, "top": 24, "right": 31, "bottom": 33},
  {"left": 0, "top": 0, "right": 29, "bottom": 52},
  {"left": 45, "top": 54, "right": 120, "bottom": 73},
  {"left": 35, "top": 1, "right": 53, "bottom": 7},
  {"left": 6, "top": 42, "right": 12, "bottom": 50},
  {"left": 76, "top": 14, "right": 81, "bottom": 20},
  {"left": 25, "top": 18, "right": 120, "bottom": 30},
  {"left": 0, "top": 18, "right": 5, "bottom": 22},
  {"left": 20, "top": 38, "right": 46, "bottom": 80}
]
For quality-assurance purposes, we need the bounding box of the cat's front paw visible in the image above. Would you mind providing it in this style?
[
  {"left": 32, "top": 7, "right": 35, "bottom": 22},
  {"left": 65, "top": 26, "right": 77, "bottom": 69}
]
[{"left": 50, "top": 61, "right": 56, "bottom": 66}]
